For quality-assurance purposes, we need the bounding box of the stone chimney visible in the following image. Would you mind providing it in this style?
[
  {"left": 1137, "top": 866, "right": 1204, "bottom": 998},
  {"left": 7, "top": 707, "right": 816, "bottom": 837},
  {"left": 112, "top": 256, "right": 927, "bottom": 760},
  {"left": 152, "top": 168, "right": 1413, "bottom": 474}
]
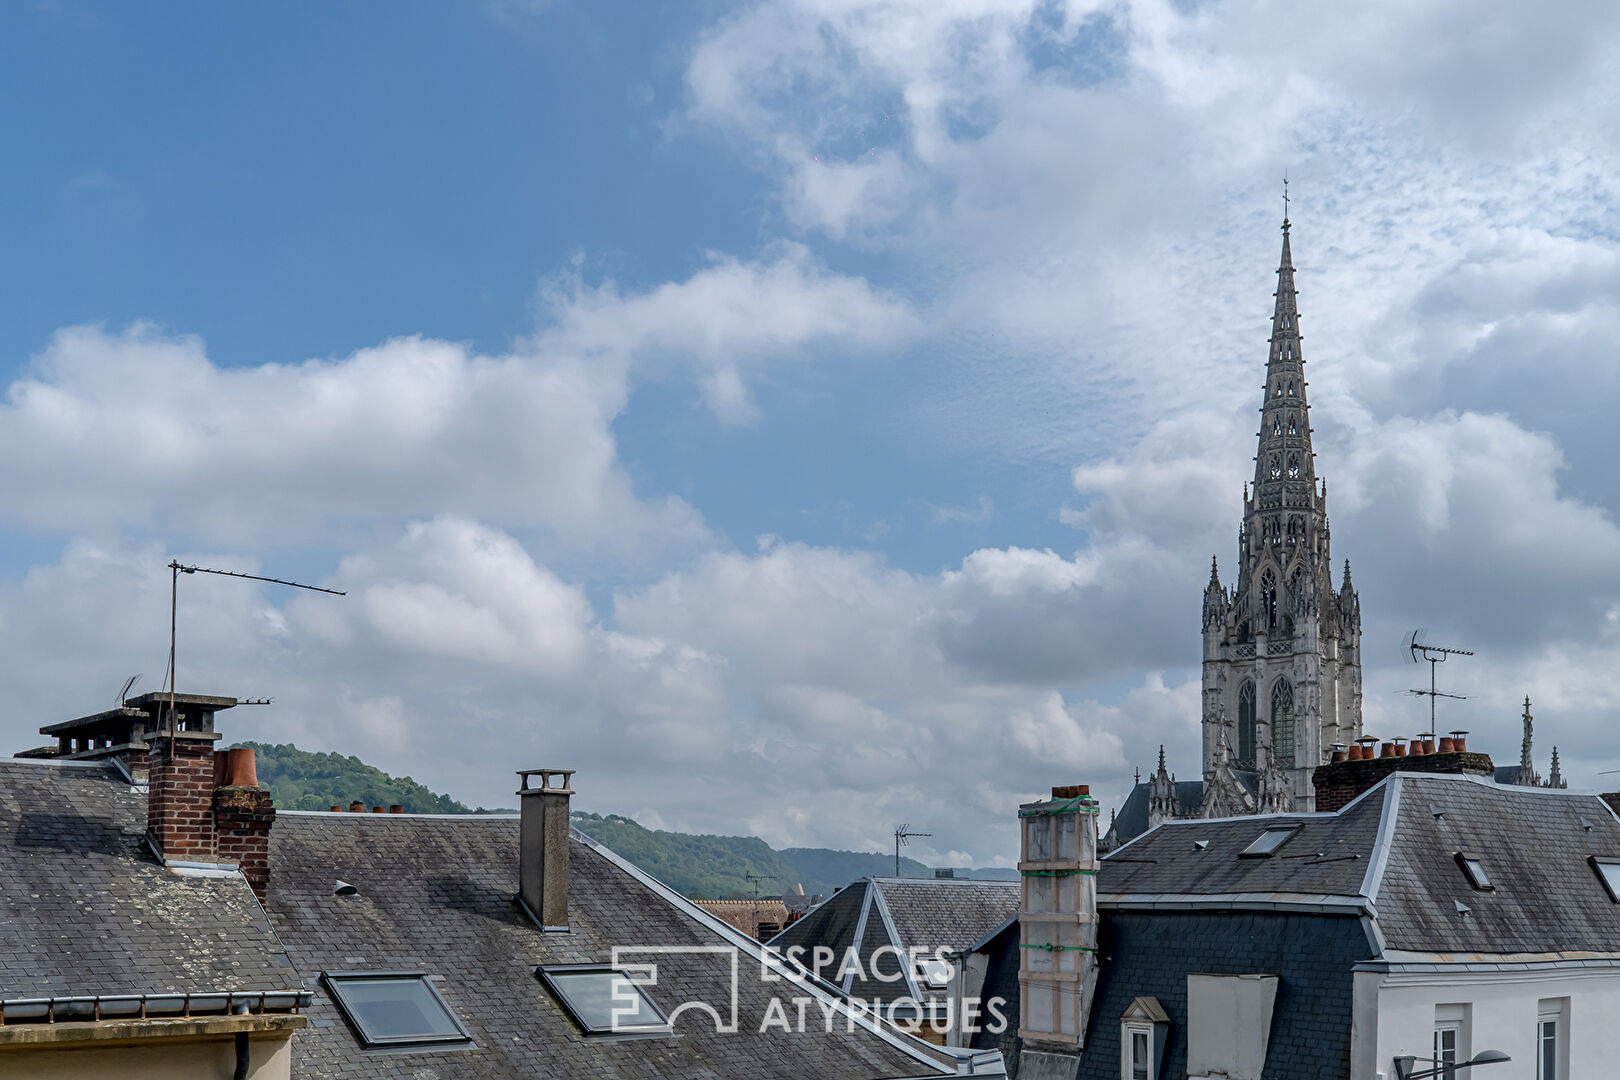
[
  {"left": 517, "top": 769, "right": 574, "bottom": 931},
  {"left": 1017, "top": 784, "right": 1100, "bottom": 1054},
  {"left": 1312, "top": 741, "right": 1495, "bottom": 812}
]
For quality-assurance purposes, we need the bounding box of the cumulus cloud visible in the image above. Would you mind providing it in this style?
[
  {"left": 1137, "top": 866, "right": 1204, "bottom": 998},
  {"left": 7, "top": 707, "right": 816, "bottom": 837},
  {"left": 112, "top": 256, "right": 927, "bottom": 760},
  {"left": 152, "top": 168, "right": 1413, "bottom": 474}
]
[{"left": 0, "top": 244, "right": 911, "bottom": 549}]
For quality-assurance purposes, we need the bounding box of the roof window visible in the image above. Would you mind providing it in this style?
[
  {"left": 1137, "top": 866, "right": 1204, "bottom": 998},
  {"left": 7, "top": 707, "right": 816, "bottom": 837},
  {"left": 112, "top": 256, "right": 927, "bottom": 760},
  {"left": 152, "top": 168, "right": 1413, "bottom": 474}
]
[
  {"left": 322, "top": 972, "right": 470, "bottom": 1048},
  {"left": 917, "top": 956, "right": 954, "bottom": 988},
  {"left": 537, "top": 965, "right": 671, "bottom": 1036},
  {"left": 1239, "top": 825, "right": 1299, "bottom": 858},
  {"left": 1590, "top": 857, "right": 1620, "bottom": 903},
  {"left": 1455, "top": 852, "right": 1494, "bottom": 891}
]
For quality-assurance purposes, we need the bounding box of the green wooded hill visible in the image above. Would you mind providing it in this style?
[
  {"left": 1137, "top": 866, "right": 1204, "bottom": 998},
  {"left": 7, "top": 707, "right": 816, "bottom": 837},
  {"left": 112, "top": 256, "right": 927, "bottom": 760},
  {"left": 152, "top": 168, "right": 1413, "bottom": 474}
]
[
  {"left": 239, "top": 741, "right": 1016, "bottom": 898},
  {"left": 236, "top": 741, "right": 513, "bottom": 814}
]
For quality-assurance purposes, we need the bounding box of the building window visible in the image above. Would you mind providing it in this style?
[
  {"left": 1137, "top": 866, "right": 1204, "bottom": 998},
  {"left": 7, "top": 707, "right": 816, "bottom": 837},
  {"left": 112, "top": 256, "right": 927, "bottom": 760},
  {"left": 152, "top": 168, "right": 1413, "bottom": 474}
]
[
  {"left": 1434, "top": 1003, "right": 1470, "bottom": 1080},
  {"left": 1455, "top": 852, "right": 1494, "bottom": 891},
  {"left": 1589, "top": 856, "right": 1620, "bottom": 901},
  {"left": 538, "top": 965, "right": 672, "bottom": 1036},
  {"left": 1261, "top": 570, "right": 1278, "bottom": 629},
  {"left": 1537, "top": 998, "right": 1568, "bottom": 1080},
  {"left": 1126, "top": 1025, "right": 1153, "bottom": 1080},
  {"left": 1237, "top": 681, "right": 1257, "bottom": 766},
  {"left": 1240, "top": 824, "right": 1299, "bottom": 857},
  {"left": 1119, "top": 997, "right": 1168, "bottom": 1080},
  {"left": 1271, "top": 680, "right": 1295, "bottom": 768},
  {"left": 321, "top": 972, "right": 471, "bottom": 1048}
]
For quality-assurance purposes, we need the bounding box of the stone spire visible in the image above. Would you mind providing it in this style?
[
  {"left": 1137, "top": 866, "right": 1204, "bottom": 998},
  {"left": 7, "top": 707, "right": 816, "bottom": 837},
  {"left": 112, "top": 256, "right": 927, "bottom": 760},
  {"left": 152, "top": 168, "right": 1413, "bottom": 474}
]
[
  {"left": 1251, "top": 218, "right": 1317, "bottom": 499},
  {"left": 1519, "top": 696, "right": 1539, "bottom": 787},
  {"left": 1548, "top": 746, "right": 1566, "bottom": 789}
]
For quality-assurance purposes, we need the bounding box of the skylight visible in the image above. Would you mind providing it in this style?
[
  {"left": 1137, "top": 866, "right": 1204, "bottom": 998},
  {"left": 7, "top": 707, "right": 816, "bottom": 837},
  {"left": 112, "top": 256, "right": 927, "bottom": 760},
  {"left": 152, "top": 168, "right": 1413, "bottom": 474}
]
[
  {"left": 1590, "top": 857, "right": 1620, "bottom": 903},
  {"left": 537, "top": 965, "right": 671, "bottom": 1036},
  {"left": 1455, "top": 852, "right": 1494, "bottom": 891},
  {"left": 917, "top": 957, "right": 954, "bottom": 988},
  {"left": 322, "top": 972, "right": 470, "bottom": 1048},
  {"left": 1239, "top": 826, "right": 1298, "bottom": 858}
]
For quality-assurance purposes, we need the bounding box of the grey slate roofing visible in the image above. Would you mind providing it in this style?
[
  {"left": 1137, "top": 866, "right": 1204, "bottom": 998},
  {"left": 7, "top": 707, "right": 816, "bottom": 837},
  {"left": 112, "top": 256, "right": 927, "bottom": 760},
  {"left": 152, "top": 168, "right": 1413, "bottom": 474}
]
[
  {"left": 1374, "top": 775, "right": 1620, "bottom": 956},
  {"left": 767, "top": 878, "right": 1019, "bottom": 1010},
  {"left": 1100, "top": 784, "right": 1386, "bottom": 903},
  {"left": 1106, "top": 771, "right": 1263, "bottom": 849},
  {"left": 1101, "top": 773, "right": 1620, "bottom": 956},
  {"left": 268, "top": 813, "right": 985, "bottom": 1079},
  {"left": 0, "top": 759, "right": 300, "bottom": 1000}
]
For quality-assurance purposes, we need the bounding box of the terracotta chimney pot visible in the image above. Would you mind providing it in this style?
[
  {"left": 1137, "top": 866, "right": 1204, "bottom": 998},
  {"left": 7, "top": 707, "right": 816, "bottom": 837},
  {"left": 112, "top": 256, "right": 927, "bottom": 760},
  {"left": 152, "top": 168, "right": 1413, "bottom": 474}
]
[
  {"left": 389, "top": 804, "right": 405, "bottom": 814},
  {"left": 1330, "top": 749, "right": 1346, "bottom": 763},
  {"left": 330, "top": 806, "right": 342, "bottom": 813},
  {"left": 1380, "top": 742, "right": 1396, "bottom": 759},
  {"left": 371, "top": 806, "right": 384, "bottom": 813},
  {"left": 349, "top": 801, "right": 365, "bottom": 813}
]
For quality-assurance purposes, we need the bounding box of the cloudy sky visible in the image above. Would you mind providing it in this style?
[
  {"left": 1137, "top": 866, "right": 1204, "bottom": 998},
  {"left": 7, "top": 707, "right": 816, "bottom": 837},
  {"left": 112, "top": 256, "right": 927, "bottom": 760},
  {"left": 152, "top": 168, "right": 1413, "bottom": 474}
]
[{"left": 2, "top": 1, "right": 1618, "bottom": 867}]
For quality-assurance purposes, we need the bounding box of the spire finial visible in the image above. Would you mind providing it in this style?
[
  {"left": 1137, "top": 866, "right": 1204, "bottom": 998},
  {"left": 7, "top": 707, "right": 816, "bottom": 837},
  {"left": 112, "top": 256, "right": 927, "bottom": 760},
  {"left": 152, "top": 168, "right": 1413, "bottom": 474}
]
[
  {"left": 1282, "top": 173, "right": 1290, "bottom": 227},
  {"left": 1159, "top": 744, "right": 1167, "bottom": 771}
]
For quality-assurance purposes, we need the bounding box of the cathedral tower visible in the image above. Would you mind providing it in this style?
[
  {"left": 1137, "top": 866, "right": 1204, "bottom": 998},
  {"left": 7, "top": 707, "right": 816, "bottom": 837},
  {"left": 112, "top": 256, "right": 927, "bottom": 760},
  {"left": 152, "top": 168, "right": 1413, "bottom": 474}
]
[{"left": 1200, "top": 217, "right": 1363, "bottom": 813}]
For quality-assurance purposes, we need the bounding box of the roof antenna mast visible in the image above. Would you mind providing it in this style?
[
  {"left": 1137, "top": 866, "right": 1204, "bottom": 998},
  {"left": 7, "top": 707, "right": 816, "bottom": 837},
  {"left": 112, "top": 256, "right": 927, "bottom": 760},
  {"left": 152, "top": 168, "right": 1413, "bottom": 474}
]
[
  {"left": 1403, "top": 629, "right": 1474, "bottom": 734},
  {"left": 163, "top": 561, "right": 346, "bottom": 744},
  {"left": 894, "top": 823, "right": 931, "bottom": 877}
]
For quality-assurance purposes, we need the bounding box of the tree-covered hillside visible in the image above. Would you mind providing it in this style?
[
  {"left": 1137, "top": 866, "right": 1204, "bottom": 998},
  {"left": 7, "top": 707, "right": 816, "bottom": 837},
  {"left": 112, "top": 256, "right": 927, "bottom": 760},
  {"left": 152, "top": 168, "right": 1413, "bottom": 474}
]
[
  {"left": 235, "top": 741, "right": 512, "bottom": 814},
  {"left": 237, "top": 742, "right": 1015, "bottom": 897}
]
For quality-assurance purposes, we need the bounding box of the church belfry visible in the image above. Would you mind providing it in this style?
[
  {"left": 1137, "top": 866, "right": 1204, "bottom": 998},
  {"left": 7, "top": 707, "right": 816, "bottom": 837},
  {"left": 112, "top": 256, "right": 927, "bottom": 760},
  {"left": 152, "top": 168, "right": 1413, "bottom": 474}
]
[{"left": 1200, "top": 216, "right": 1363, "bottom": 813}]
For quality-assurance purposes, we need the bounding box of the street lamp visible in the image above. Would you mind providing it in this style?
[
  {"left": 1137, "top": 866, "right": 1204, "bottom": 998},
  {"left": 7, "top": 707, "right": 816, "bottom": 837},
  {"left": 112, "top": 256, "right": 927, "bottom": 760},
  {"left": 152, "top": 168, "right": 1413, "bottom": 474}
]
[{"left": 1393, "top": 1050, "right": 1509, "bottom": 1080}]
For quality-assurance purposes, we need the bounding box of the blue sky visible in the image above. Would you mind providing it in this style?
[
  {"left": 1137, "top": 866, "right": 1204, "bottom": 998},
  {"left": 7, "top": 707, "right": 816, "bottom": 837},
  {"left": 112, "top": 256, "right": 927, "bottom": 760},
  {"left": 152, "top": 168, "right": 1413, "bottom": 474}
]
[{"left": 3, "top": 0, "right": 1620, "bottom": 865}]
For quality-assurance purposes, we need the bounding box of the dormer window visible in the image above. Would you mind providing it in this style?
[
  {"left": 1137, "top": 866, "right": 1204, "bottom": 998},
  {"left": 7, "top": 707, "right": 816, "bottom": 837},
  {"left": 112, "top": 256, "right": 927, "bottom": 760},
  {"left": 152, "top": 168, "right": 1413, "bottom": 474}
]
[
  {"left": 1240, "top": 825, "right": 1299, "bottom": 858},
  {"left": 1455, "top": 852, "right": 1493, "bottom": 891}
]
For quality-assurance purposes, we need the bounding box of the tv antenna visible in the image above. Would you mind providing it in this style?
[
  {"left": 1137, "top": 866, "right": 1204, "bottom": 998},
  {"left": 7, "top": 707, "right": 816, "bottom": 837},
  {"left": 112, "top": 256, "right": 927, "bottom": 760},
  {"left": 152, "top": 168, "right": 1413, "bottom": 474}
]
[
  {"left": 118, "top": 674, "right": 142, "bottom": 708},
  {"left": 1403, "top": 629, "right": 1473, "bottom": 732},
  {"left": 894, "top": 824, "right": 931, "bottom": 877},
  {"left": 163, "top": 561, "right": 345, "bottom": 742}
]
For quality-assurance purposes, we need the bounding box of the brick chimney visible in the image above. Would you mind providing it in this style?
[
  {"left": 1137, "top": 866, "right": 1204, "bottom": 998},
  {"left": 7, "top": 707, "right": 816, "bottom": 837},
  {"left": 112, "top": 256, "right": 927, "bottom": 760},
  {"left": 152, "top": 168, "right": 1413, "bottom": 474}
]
[
  {"left": 517, "top": 768, "right": 574, "bottom": 931},
  {"left": 1313, "top": 742, "right": 1495, "bottom": 812},
  {"left": 1017, "top": 783, "right": 1100, "bottom": 1052},
  {"left": 147, "top": 732, "right": 275, "bottom": 902},
  {"left": 215, "top": 748, "right": 275, "bottom": 902}
]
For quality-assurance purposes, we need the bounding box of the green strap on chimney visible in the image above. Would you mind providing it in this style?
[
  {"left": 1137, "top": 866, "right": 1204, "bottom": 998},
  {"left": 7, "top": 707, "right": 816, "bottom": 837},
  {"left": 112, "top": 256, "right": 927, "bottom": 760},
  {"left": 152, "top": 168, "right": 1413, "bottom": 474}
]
[
  {"left": 1020, "top": 868, "right": 1098, "bottom": 877},
  {"left": 1018, "top": 798, "right": 1101, "bottom": 817}
]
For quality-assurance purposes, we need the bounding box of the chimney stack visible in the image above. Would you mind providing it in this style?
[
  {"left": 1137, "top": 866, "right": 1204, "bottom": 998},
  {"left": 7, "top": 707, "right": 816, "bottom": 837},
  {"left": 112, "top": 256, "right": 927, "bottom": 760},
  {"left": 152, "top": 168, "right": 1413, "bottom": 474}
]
[
  {"left": 517, "top": 769, "right": 574, "bottom": 931},
  {"left": 1312, "top": 742, "right": 1496, "bottom": 812},
  {"left": 147, "top": 730, "right": 275, "bottom": 901},
  {"left": 1016, "top": 783, "right": 1100, "bottom": 1052}
]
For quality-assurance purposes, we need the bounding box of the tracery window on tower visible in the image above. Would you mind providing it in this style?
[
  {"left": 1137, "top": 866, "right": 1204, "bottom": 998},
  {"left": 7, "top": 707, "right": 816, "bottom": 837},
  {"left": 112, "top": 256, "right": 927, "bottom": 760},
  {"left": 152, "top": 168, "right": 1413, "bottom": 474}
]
[
  {"left": 1260, "top": 570, "right": 1278, "bottom": 630},
  {"left": 1286, "top": 380, "right": 1296, "bottom": 396},
  {"left": 1287, "top": 414, "right": 1298, "bottom": 435},
  {"left": 1237, "top": 681, "right": 1257, "bottom": 767},
  {"left": 1268, "top": 454, "right": 1282, "bottom": 480},
  {"left": 1287, "top": 453, "right": 1301, "bottom": 479},
  {"left": 1273, "top": 417, "right": 1282, "bottom": 436},
  {"left": 1271, "top": 680, "right": 1295, "bottom": 768}
]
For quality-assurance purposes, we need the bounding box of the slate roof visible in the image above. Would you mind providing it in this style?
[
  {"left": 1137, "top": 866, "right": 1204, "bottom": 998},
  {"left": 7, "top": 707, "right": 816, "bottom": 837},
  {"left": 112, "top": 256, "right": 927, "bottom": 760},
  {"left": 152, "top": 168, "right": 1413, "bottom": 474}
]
[
  {"left": 0, "top": 758, "right": 300, "bottom": 1000},
  {"left": 1100, "top": 773, "right": 1620, "bottom": 957},
  {"left": 767, "top": 877, "right": 1019, "bottom": 1011},
  {"left": 268, "top": 813, "right": 991, "bottom": 1079},
  {"left": 1100, "top": 785, "right": 1386, "bottom": 902},
  {"left": 1373, "top": 775, "right": 1620, "bottom": 956}
]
